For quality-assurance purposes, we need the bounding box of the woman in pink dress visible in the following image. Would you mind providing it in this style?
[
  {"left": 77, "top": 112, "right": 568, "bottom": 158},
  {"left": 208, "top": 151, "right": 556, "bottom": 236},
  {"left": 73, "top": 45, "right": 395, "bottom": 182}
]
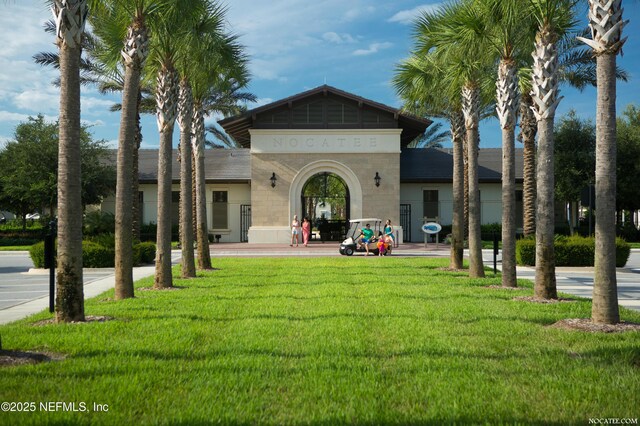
[{"left": 302, "top": 217, "right": 311, "bottom": 247}]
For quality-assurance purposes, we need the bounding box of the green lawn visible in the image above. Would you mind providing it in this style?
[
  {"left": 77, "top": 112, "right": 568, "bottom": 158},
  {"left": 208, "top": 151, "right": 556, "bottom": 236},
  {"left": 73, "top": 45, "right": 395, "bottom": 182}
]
[{"left": 1, "top": 257, "right": 639, "bottom": 425}]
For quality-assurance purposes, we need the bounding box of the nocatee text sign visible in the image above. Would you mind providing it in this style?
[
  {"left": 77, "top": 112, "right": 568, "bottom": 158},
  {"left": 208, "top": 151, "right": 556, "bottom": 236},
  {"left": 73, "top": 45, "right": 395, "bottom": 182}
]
[{"left": 249, "top": 129, "right": 402, "bottom": 154}]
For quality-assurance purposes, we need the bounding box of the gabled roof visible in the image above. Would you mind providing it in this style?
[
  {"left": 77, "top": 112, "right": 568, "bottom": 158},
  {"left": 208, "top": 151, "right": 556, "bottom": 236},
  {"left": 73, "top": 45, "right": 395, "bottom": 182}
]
[
  {"left": 218, "top": 85, "right": 431, "bottom": 148},
  {"left": 400, "top": 148, "right": 524, "bottom": 183}
]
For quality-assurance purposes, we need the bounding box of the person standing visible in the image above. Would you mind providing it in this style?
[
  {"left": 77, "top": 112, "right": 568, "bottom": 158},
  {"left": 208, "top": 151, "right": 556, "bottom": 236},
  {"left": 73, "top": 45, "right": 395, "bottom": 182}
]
[
  {"left": 384, "top": 219, "right": 395, "bottom": 246},
  {"left": 290, "top": 214, "right": 301, "bottom": 247},
  {"left": 302, "top": 217, "right": 311, "bottom": 247}
]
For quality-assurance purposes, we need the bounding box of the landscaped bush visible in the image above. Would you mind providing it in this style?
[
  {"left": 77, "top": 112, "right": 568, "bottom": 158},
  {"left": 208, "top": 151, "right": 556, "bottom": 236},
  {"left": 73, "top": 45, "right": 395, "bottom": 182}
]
[
  {"left": 83, "top": 211, "right": 115, "bottom": 236},
  {"left": 0, "top": 229, "right": 45, "bottom": 246},
  {"left": 30, "top": 238, "right": 156, "bottom": 268},
  {"left": 516, "top": 235, "right": 631, "bottom": 267},
  {"left": 134, "top": 241, "right": 156, "bottom": 264},
  {"left": 140, "top": 222, "right": 179, "bottom": 242},
  {"left": 515, "top": 237, "right": 536, "bottom": 265},
  {"left": 29, "top": 241, "right": 49, "bottom": 268}
]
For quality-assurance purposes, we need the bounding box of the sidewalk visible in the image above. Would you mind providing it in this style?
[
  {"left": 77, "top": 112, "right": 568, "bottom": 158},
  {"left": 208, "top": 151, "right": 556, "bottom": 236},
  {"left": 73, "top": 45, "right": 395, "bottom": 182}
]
[{"left": 1, "top": 245, "right": 638, "bottom": 325}]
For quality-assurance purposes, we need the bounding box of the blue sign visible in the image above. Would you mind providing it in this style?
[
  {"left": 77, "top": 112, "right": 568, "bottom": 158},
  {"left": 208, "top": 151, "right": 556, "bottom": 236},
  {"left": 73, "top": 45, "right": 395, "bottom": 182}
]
[{"left": 422, "top": 222, "right": 442, "bottom": 234}]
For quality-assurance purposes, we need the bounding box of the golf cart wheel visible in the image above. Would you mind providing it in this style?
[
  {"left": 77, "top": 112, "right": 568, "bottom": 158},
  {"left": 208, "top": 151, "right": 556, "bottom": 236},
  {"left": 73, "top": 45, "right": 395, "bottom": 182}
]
[
  {"left": 345, "top": 247, "right": 354, "bottom": 256},
  {"left": 339, "top": 248, "right": 345, "bottom": 255}
]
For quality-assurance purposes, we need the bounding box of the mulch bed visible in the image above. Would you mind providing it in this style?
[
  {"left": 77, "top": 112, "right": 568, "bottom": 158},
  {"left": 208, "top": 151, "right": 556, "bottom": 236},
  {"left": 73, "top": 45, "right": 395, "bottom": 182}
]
[
  {"left": 513, "top": 296, "right": 577, "bottom": 304},
  {"left": 485, "top": 285, "right": 529, "bottom": 291},
  {"left": 138, "top": 286, "right": 185, "bottom": 292},
  {"left": 32, "top": 315, "right": 115, "bottom": 326},
  {"left": 0, "top": 350, "right": 65, "bottom": 367},
  {"left": 549, "top": 318, "right": 640, "bottom": 333}
]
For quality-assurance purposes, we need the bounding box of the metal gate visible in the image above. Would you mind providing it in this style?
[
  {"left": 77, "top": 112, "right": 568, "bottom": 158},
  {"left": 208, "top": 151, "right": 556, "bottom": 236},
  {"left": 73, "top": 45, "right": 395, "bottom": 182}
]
[
  {"left": 240, "top": 204, "right": 251, "bottom": 242},
  {"left": 400, "top": 204, "right": 411, "bottom": 242}
]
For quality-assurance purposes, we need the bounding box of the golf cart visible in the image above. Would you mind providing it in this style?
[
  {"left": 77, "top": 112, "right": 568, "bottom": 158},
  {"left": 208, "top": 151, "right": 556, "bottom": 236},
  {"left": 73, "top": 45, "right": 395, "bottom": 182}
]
[{"left": 339, "top": 218, "right": 391, "bottom": 256}]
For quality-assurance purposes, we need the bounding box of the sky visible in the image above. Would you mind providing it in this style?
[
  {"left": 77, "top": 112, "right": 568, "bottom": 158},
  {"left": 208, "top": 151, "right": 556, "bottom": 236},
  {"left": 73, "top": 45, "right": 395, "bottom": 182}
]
[{"left": 0, "top": 1, "right": 639, "bottom": 151}]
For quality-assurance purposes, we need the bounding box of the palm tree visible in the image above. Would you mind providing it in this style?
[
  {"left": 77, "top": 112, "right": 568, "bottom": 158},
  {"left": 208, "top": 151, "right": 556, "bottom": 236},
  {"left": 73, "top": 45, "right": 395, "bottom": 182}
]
[
  {"left": 517, "top": 25, "right": 628, "bottom": 239},
  {"left": 89, "top": 1, "right": 153, "bottom": 298},
  {"left": 448, "top": 0, "right": 535, "bottom": 287},
  {"left": 190, "top": 43, "right": 252, "bottom": 270},
  {"left": 407, "top": 122, "right": 450, "bottom": 148},
  {"left": 393, "top": 53, "right": 466, "bottom": 270},
  {"left": 49, "top": 0, "right": 88, "bottom": 322},
  {"left": 529, "top": 0, "right": 578, "bottom": 299},
  {"left": 577, "top": 0, "right": 628, "bottom": 324},
  {"left": 176, "top": 79, "right": 196, "bottom": 278},
  {"left": 147, "top": 0, "right": 209, "bottom": 288}
]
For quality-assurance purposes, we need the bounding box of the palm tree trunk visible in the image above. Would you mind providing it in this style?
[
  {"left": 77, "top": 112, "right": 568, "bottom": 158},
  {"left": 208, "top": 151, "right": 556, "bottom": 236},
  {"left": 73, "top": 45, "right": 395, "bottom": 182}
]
[
  {"left": 463, "top": 83, "right": 484, "bottom": 278},
  {"left": 497, "top": 59, "right": 518, "bottom": 288},
  {"left": 519, "top": 93, "right": 537, "bottom": 238},
  {"left": 463, "top": 137, "right": 469, "bottom": 241},
  {"left": 534, "top": 120, "right": 557, "bottom": 298},
  {"left": 532, "top": 25, "right": 561, "bottom": 300},
  {"left": 114, "top": 63, "right": 139, "bottom": 299},
  {"left": 115, "top": 50, "right": 147, "bottom": 300},
  {"left": 132, "top": 89, "right": 143, "bottom": 242},
  {"left": 193, "top": 104, "right": 212, "bottom": 270},
  {"left": 53, "top": 0, "right": 86, "bottom": 322},
  {"left": 177, "top": 80, "right": 195, "bottom": 278},
  {"left": 450, "top": 111, "right": 465, "bottom": 270},
  {"left": 154, "top": 66, "right": 179, "bottom": 289},
  {"left": 584, "top": 0, "right": 627, "bottom": 324}
]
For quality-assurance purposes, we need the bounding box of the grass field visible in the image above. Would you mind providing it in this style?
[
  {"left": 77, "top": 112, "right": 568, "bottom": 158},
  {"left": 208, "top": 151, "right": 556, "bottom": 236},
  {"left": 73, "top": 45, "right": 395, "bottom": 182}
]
[{"left": 1, "top": 257, "right": 639, "bottom": 425}]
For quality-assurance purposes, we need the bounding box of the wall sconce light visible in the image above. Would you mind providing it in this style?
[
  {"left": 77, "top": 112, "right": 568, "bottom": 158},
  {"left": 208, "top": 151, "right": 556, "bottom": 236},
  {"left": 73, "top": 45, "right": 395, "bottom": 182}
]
[
  {"left": 270, "top": 172, "right": 277, "bottom": 188},
  {"left": 374, "top": 172, "right": 381, "bottom": 187}
]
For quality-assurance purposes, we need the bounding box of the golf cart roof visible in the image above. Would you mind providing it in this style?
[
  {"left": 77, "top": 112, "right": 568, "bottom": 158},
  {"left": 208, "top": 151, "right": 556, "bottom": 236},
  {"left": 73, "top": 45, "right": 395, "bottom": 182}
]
[{"left": 348, "top": 218, "right": 383, "bottom": 223}]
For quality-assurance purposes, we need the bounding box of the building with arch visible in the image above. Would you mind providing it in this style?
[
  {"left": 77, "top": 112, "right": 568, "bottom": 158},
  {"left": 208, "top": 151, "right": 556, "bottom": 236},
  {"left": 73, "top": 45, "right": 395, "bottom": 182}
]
[{"left": 101, "top": 85, "right": 525, "bottom": 243}]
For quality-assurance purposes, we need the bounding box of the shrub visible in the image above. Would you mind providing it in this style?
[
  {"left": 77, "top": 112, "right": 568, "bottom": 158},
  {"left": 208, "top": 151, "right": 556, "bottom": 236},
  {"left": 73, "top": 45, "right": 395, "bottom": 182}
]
[
  {"left": 516, "top": 235, "right": 631, "bottom": 267},
  {"left": 134, "top": 242, "right": 156, "bottom": 264},
  {"left": 515, "top": 237, "right": 535, "bottom": 266},
  {"left": 29, "top": 241, "right": 49, "bottom": 268},
  {"left": 83, "top": 211, "right": 115, "bottom": 236},
  {"left": 82, "top": 241, "right": 115, "bottom": 268}
]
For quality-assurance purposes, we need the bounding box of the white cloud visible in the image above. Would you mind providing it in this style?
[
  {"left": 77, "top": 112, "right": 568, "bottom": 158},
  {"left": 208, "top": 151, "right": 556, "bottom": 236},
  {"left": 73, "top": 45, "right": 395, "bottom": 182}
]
[
  {"left": 353, "top": 42, "right": 393, "bottom": 56},
  {"left": 388, "top": 4, "right": 442, "bottom": 25},
  {"left": 0, "top": 110, "right": 31, "bottom": 123},
  {"left": 322, "top": 32, "right": 357, "bottom": 44},
  {"left": 343, "top": 6, "right": 376, "bottom": 22},
  {"left": 13, "top": 89, "right": 59, "bottom": 113}
]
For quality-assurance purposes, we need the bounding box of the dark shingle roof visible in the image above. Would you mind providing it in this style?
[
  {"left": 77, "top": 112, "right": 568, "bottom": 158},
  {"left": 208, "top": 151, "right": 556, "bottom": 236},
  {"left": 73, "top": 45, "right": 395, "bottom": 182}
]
[
  {"left": 218, "top": 85, "right": 431, "bottom": 148},
  {"left": 110, "top": 147, "right": 521, "bottom": 184},
  {"left": 136, "top": 148, "right": 250, "bottom": 183},
  {"left": 400, "top": 148, "right": 524, "bottom": 183}
]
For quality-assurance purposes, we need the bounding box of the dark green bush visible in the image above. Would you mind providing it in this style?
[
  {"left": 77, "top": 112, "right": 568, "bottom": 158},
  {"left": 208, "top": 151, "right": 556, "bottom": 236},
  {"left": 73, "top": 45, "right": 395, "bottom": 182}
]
[
  {"left": 515, "top": 237, "right": 535, "bottom": 266},
  {"left": 140, "top": 222, "right": 179, "bottom": 242},
  {"left": 82, "top": 241, "right": 115, "bottom": 268},
  {"left": 516, "top": 235, "right": 631, "bottom": 267},
  {"left": 29, "top": 241, "right": 49, "bottom": 268},
  {"left": 31, "top": 238, "right": 156, "bottom": 268},
  {"left": 83, "top": 211, "right": 115, "bottom": 236},
  {"left": 134, "top": 242, "right": 156, "bottom": 264}
]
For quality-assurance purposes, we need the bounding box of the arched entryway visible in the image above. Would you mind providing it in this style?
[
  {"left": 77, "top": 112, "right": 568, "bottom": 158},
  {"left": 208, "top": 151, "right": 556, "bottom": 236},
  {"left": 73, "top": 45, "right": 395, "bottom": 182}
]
[
  {"left": 301, "top": 172, "right": 350, "bottom": 241},
  {"left": 289, "top": 160, "right": 362, "bottom": 239}
]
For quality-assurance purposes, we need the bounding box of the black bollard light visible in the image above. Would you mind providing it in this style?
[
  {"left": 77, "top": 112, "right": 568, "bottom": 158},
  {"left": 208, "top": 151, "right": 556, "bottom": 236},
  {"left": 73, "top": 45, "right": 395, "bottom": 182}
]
[
  {"left": 493, "top": 231, "right": 499, "bottom": 275},
  {"left": 44, "top": 219, "right": 57, "bottom": 313}
]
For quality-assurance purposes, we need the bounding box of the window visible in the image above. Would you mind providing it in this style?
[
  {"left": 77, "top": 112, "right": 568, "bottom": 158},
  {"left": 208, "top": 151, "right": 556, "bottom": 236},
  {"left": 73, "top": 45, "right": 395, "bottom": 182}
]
[
  {"left": 423, "top": 190, "right": 439, "bottom": 219},
  {"left": 212, "top": 191, "right": 228, "bottom": 229}
]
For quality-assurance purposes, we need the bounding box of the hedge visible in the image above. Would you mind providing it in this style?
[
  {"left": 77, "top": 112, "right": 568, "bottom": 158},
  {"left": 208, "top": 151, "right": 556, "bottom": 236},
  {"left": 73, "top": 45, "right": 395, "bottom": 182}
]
[
  {"left": 516, "top": 235, "right": 631, "bottom": 267},
  {"left": 30, "top": 240, "right": 156, "bottom": 268}
]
